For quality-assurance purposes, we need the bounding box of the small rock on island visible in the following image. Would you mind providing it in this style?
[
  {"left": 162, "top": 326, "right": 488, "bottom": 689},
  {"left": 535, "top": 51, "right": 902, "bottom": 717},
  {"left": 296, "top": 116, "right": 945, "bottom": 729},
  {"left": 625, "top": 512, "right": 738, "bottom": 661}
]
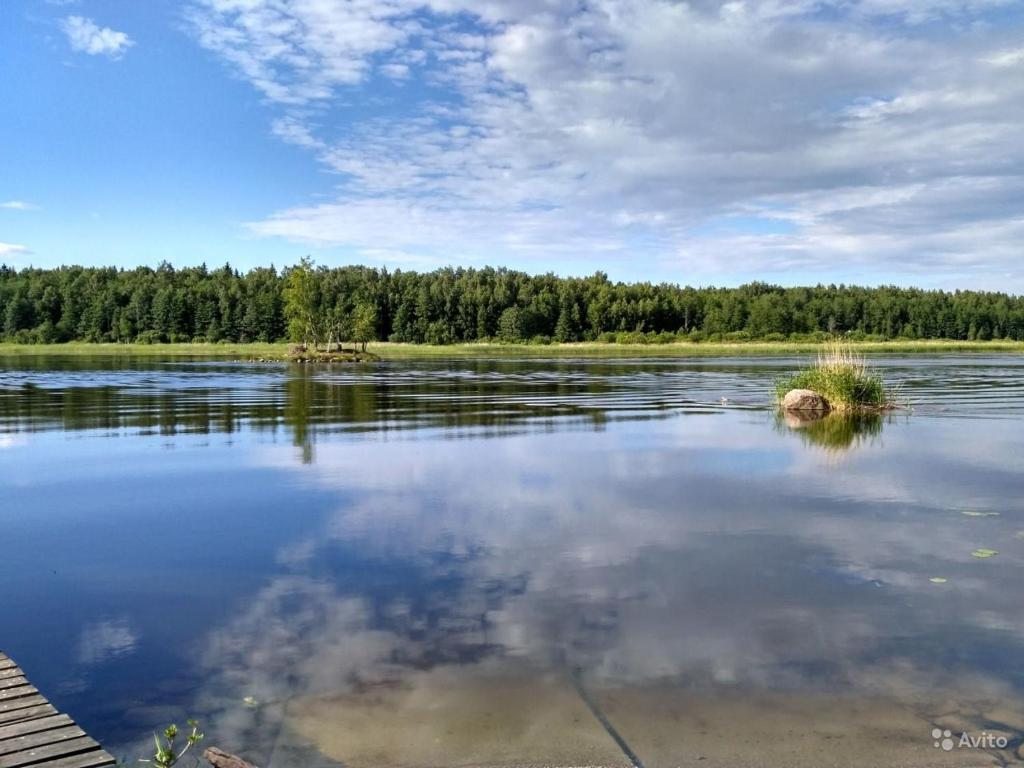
[{"left": 781, "top": 388, "right": 830, "bottom": 413}]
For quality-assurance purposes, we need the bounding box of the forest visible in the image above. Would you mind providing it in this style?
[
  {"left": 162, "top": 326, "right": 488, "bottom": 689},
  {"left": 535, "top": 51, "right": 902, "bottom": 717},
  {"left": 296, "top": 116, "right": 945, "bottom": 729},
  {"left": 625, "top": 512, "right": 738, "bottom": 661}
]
[{"left": 1, "top": 260, "right": 1023, "bottom": 345}]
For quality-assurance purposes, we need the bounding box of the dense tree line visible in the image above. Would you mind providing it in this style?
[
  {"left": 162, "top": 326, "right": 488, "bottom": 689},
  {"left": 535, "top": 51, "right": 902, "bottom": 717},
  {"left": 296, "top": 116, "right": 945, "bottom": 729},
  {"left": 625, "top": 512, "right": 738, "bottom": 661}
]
[{"left": 2, "top": 261, "right": 1023, "bottom": 344}]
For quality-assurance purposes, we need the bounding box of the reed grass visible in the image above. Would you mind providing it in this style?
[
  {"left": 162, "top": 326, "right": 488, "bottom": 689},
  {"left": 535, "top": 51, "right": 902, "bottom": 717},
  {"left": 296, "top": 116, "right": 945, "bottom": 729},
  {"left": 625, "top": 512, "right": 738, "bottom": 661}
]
[{"left": 775, "top": 341, "right": 889, "bottom": 410}]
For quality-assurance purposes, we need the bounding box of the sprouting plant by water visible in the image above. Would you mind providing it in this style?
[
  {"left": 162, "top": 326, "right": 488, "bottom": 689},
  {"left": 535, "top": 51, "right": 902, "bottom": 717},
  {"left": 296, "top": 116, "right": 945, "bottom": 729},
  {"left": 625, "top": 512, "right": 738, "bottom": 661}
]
[{"left": 140, "top": 720, "right": 204, "bottom": 768}]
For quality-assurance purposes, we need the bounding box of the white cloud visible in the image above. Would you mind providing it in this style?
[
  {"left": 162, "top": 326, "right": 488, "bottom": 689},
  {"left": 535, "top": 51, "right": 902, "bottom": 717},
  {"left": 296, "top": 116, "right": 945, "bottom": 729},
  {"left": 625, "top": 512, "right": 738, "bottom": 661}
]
[
  {"left": 0, "top": 435, "right": 26, "bottom": 450},
  {"left": 0, "top": 242, "right": 30, "bottom": 257},
  {"left": 270, "top": 115, "right": 325, "bottom": 149},
  {"left": 0, "top": 201, "right": 38, "bottom": 211},
  {"left": 188, "top": 0, "right": 1024, "bottom": 288},
  {"left": 379, "top": 62, "right": 410, "bottom": 80},
  {"left": 77, "top": 619, "right": 139, "bottom": 665},
  {"left": 62, "top": 16, "right": 134, "bottom": 58},
  {"left": 986, "top": 47, "right": 1024, "bottom": 67}
]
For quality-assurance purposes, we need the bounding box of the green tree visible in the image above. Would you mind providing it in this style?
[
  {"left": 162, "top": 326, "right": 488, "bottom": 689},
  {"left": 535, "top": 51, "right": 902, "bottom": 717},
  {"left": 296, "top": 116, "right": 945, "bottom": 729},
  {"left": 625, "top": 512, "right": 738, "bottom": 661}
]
[
  {"left": 353, "top": 301, "right": 378, "bottom": 351},
  {"left": 497, "top": 306, "right": 522, "bottom": 342},
  {"left": 283, "top": 257, "right": 319, "bottom": 348}
]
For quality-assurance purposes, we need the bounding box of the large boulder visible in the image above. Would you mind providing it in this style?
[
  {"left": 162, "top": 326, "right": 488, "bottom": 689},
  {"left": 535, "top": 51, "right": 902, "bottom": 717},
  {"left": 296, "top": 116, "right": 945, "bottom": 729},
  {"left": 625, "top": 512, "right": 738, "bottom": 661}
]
[{"left": 782, "top": 388, "right": 830, "bottom": 413}]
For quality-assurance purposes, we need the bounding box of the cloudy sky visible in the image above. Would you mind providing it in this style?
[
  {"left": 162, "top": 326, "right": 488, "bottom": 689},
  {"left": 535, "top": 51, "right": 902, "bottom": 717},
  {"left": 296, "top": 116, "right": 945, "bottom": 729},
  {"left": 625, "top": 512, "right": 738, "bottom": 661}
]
[{"left": 2, "top": 0, "right": 1022, "bottom": 288}]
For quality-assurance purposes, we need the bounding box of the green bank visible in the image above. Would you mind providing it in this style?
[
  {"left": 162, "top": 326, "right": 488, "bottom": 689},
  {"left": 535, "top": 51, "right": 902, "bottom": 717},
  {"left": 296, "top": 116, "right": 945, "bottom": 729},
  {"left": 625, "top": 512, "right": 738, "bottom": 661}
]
[{"left": 2, "top": 339, "right": 1023, "bottom": 361}]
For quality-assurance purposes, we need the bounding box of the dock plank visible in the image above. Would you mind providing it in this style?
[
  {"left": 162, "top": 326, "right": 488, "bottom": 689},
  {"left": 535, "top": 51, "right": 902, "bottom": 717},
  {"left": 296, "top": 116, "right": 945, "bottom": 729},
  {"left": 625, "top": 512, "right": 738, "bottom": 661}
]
[
  {"left": 21, "top": 751, "right": 116, "bottom": 768},
  {"left": 0, "top": 735, "right": 100, "bottom": 768},
  {"left": 0, "top": 725, "right": 88, "bottom": 757},
  {"left": 0, "top": 695, "right": 48, "bottom": 717},
  {"left": 0, "top": 687, "right": 38, "bottom": 704},
  {"left": 0, "top": 715, "right": 73, "bottom": 742},
  {"left": 0, "top": 654, "right": 114, "bottom": 768},
  {"left": 0, "top": 703, "right": 57, "bottom": 726}
]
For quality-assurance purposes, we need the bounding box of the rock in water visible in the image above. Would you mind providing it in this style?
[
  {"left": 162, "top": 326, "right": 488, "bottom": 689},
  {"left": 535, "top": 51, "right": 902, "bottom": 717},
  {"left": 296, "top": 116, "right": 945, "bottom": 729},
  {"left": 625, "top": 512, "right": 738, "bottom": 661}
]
[
  {"left": 782, "top": 388, "right": 830, "bottom": 412},
  {"left": 204, "top": 747, "right": 260, "bottom": 768}
]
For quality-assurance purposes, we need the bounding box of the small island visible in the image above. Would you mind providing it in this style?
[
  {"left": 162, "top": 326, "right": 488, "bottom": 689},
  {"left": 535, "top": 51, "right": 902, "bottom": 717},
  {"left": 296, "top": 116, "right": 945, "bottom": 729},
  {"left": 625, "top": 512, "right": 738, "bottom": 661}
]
[
  {"left": 287, "top": 344, "right": 380, "bottom": 363},
  {"left": 777, "top": 342, "right": 892, "bottom": 414}
]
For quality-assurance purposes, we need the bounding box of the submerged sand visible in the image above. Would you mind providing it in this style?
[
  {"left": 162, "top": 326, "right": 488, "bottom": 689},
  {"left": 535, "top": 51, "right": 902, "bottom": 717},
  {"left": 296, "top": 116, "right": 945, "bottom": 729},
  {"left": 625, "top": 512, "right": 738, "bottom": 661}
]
[
  {"left": 280, "top": 662, "right": 1023, "bottom": 767},
  {"left": 285, "top": 665, "right": 630, "bottom": 768}
]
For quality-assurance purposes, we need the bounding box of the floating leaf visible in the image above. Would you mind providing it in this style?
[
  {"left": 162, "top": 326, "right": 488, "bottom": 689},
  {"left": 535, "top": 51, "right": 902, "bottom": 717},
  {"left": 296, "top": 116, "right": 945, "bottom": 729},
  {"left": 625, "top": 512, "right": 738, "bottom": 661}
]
[
  {"left": 961, "top": 510, "right": 999, "bottom": 518},
  {"left": 971, "top": 548, "right": 998, "bottom": 559},
  {"left": 929, "top": 577, "right": 948, "bottom": 584}
]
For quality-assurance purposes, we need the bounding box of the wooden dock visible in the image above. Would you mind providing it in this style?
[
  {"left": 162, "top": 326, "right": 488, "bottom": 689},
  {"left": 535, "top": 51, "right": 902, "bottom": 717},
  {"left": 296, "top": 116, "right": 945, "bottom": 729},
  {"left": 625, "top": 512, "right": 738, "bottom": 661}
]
[{"left": 0, "top": 652, "right": 115, "bottom": 768}]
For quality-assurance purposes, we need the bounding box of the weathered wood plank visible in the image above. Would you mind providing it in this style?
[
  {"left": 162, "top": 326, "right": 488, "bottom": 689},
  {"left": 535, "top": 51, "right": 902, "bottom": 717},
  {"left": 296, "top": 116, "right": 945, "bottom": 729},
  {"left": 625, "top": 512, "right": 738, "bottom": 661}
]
[
  {"left": 0, "top": 725, "right": 87, "bottom": 757},
  {"left": 0, "top": 715, "right": 73, "bottom": 742},
  {"left": 20, "top": 749, "right": 116, "bottom": 768},
  {"left": 0, "top": 695, "right": 50, "bottom": 718},
  {"left": 0, "top": 654, "right": 114, "bottom": 767},
  {"left": 0, "top": 703, "right": 57, "bottom": 726},
  {"left": 0, "top": 687, "right": 38, "bottom": 704},
  {"left": 0, "top": 735, "right": 99, "bottom": 768}
]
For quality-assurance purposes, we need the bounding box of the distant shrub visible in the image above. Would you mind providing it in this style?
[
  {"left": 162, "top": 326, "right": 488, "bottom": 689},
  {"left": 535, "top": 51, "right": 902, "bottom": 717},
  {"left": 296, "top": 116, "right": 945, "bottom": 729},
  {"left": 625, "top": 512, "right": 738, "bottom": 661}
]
[
  {"left": 424, "top": 321, "right": 453, "bottom": 345},
  {"left": 613, "top": 331, "right": 646, "bottom": 344}
]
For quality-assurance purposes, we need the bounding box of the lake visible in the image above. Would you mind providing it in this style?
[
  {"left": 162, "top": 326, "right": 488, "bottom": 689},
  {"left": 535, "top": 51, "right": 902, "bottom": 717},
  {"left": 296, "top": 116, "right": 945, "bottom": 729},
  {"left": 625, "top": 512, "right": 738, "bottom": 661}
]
[{"left": 2, "top": 354, "right": 1023, "bottom": 767}]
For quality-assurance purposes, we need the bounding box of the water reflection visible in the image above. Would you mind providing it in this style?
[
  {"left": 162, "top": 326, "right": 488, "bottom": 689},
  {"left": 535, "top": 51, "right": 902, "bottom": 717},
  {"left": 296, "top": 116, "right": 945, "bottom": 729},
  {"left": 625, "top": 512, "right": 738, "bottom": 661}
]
[
  {"left": 778, "top": 410, "right": 887, "bottom": 452},
  {"left": 77, "top": 619, "right": 139, "bottom": 667},
  {"left": 2, "top": 356, "right": 1024, "bottom": 766},
  {"left": 2, "top": 358, "right": 770, "bottom": 462},
  {"left": 194, "top": 414, "right": 1024, "bottom": 766}
]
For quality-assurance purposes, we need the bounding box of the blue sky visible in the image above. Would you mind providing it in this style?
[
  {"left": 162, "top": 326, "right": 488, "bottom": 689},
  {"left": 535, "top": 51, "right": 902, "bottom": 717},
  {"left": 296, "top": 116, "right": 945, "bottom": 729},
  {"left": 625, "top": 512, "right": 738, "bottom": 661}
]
[{"left": 2, "top": 0, "right": 1023, "bottom": 289}]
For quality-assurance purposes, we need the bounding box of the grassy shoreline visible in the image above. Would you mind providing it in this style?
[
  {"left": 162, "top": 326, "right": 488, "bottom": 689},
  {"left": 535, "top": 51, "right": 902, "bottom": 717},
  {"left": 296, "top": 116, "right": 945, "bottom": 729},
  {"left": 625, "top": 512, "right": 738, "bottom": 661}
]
[{"left": 1, "top": 339, "right": 1023, "bottom": 360}]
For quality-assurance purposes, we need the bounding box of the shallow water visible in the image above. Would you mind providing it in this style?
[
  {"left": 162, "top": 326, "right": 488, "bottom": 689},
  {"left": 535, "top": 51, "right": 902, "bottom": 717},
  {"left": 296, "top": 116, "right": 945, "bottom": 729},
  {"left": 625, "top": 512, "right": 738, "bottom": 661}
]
[{"left": 1, "top": 354, "right": 1023, "bottom": 766}]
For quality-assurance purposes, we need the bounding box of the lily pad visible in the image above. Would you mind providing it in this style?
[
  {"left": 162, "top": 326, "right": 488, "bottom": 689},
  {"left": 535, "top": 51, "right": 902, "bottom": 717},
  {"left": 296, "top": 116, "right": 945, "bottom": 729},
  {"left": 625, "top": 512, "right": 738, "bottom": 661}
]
[
  {"left": 929, "top": 577, "right": 948, "bottom": 584},
  {"left": 961, "top": 510, "right": 999, "bottom": 518},
  {"left": 971, "top": 548, "right": 998, "bottom": 559}
]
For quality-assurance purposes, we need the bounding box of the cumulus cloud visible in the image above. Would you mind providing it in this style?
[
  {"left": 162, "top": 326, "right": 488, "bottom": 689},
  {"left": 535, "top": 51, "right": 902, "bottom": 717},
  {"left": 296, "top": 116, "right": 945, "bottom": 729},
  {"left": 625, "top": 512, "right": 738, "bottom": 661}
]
[
  {"left": 62, "top": 16, "right": 134, "bottom": 58},
  {"left": 0, "top": 242, "right": 31, "bottom": 257},
  {"left": 188, "top": 0, "right": 1024, "bottom": 288},
  {"left": 77, "top": 618, "right": 139, "bottom": 665}
]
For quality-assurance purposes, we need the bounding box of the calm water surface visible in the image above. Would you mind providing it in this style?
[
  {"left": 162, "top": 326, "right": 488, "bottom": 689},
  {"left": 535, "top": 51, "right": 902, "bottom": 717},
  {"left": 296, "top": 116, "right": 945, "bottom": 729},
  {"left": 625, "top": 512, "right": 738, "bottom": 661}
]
[{"left": 2, "top": 355, "right": 1023, "bottom": 767}]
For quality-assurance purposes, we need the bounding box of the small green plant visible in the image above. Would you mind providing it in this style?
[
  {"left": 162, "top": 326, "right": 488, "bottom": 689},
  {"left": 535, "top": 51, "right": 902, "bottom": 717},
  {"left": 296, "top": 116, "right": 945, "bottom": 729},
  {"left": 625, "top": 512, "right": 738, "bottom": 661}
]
[
  {"left": 776, "top": 340, "right": 888, "bottom": 410},
  {"left": 142, "top": 721, "right": 204, "bottom": 768}
]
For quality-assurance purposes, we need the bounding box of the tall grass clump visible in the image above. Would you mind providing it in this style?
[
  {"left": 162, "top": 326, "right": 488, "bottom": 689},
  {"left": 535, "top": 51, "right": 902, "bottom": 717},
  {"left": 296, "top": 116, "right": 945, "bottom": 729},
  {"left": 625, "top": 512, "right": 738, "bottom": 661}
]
[{"left": 776, "top": 341, "right": 889, "bottom": 410}]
